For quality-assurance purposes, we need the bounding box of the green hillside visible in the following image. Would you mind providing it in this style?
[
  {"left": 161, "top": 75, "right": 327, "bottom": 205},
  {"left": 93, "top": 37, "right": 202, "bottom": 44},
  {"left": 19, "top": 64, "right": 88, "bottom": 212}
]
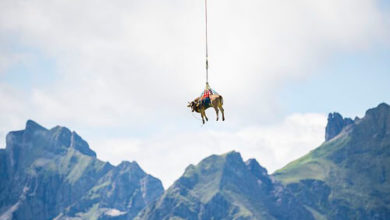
[{"left": 273, "top": 103, "right": 390, "bottom": 219}]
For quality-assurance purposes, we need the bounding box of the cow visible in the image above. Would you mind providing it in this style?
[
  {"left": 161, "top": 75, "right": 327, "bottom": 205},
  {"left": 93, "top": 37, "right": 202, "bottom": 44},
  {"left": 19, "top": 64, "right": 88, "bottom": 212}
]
[{"left": 187, "top": 94, "right": 225, "bottom": 124}]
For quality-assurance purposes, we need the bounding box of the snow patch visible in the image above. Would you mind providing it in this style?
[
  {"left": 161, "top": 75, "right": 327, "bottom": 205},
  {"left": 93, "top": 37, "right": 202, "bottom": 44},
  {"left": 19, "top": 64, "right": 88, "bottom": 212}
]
[{"left": 104, "top": 209, "right": 126, "bottom": 217}]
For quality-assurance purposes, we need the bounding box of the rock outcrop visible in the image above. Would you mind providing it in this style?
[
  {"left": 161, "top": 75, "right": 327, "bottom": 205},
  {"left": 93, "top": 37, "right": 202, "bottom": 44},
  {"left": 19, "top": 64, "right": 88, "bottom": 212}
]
[{"left": 325, "top": 112, "right": 353, "bottom": 141}]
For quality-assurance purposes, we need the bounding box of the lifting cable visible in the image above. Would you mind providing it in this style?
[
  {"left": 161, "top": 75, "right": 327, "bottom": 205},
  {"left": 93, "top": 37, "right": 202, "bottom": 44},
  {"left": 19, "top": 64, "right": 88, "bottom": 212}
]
[{"left": 205, "top": 0, "right": 209, "bottom": 86}]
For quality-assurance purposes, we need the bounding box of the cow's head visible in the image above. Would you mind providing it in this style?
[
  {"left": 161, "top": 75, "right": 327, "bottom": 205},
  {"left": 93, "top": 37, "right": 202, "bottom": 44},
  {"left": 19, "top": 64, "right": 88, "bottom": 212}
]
[{"left": 187, "top": 101, "right": 200, "bottom": 112}]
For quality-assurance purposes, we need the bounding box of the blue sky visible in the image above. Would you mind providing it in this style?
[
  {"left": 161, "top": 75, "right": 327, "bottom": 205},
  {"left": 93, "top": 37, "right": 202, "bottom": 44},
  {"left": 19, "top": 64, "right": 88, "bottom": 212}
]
[
  {"left": 281, "top": 47, "right": 390, "bottom": 118},
  {"left": 1, "top": 0, "right": 389, "bottom": 187}
]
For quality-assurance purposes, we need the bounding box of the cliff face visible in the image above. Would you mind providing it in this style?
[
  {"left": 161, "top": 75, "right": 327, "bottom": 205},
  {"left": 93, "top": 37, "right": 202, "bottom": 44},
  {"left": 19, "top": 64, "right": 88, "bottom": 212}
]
[
  {"left": 274, "top": 103, "right": 390, "bottom": 219},
  {"left": 0, "top": 120, "right": 164, "bottom": 220},
  {"left": 325, "top": 112, "right": 354, "bottom": 141}
]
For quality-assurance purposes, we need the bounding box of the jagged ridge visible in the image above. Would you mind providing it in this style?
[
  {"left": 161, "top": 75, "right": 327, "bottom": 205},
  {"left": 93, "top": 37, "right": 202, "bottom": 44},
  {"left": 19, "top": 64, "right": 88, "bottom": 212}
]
[{"left": 137, "top": 151, "right": 314, "bottom": 220}]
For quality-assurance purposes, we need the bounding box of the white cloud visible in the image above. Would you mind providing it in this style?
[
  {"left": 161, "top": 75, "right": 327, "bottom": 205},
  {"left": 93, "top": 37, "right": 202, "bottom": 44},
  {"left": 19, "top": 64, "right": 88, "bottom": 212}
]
[{"left": 90, "top": 113, "right": 327, "bottom": 187}]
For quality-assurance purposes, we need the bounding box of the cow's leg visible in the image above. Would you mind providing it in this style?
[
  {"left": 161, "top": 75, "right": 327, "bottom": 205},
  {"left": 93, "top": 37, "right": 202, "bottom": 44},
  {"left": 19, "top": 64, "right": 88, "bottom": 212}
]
[
  {"left": 204, "top": 109, "right": 208, "bottom": 121},
  {"left": 219, "top": 105, "right": 225, "bottom": 121},
  {"left": 200, "top": 108, "right": 208, "bottom": 123},
  {"left": 201, "top": 111, "right": 205, "bottom": 124},
  {"left": 214, "top": 106, "right": 219, "bottom": 121}
]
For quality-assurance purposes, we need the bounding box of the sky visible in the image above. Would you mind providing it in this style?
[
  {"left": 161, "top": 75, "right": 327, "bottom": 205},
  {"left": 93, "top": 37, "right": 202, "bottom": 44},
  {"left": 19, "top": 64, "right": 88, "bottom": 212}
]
[{"left": 0, "top": 0, "right": 389, "bottom": 188}]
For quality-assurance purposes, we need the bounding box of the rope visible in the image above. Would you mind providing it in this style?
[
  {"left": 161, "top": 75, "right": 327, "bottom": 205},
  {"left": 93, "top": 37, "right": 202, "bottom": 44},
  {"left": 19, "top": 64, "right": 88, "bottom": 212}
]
[
  {"left": 205, "top": 0, "right": 209, "bottom": 84},
  {"left": 191, "top": 111, "right": 205, "bottom": 127},
  {"left": 191, "top": 111, "right": 201, "bottom": 121}
]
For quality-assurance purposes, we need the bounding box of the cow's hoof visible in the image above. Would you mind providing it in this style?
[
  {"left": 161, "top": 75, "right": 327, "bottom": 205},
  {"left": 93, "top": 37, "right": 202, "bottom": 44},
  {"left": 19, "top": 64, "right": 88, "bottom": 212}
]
[
  {"left": 216, "top": 118, "right": 219, "bottom": 121},
  {"left": 223, "top": 118, "right": 225, "bottom": 121},
  {"left": 206, "top": 118, "right": 208, "bottom": 121}
]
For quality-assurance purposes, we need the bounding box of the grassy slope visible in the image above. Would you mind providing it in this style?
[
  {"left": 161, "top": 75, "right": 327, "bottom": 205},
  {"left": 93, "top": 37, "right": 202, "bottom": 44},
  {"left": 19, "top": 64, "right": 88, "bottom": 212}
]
[
  {"left": 274, "top": 135, "right": 350, "bottom": 184},
  {"left": 273, "top": 112, "right": 390, "bottom": 218}
]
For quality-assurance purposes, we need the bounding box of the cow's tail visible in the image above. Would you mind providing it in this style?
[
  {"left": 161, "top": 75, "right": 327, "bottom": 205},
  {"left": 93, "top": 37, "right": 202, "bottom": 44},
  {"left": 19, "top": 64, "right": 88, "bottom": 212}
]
[{"left": 220, "top": 95, "right": 223, "bottom": 105}]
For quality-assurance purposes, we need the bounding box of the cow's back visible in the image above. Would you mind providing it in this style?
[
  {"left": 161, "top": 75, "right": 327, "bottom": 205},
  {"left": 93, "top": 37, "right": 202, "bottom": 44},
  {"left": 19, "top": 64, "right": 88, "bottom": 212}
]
[{"left": 210, "top": 94, "right": 222, "bottom": 107}]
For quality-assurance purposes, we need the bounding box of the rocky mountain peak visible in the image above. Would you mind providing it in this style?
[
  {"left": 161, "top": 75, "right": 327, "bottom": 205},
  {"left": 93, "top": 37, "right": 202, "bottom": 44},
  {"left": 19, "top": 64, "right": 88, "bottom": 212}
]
[
  {"left": 325, "top": 112, "right": 354, "bottom": 141},
  {"left": 44, "top": 122, "right": 96, "bottom": 157},
  {"left": 69, "top": 131, "right": 96, "bottom": 157},
  {"left": 376, "top": 102, "right": 389, "bottom": 110},
  {"left": 365, "top": 102, "right": 390, "bottom": 119},
  {"left": 117, "top": 161, "right": 144, "bottom": 174},
  {"left": 223, "top": 150, "right": 243, "bottom": 164},
  {"left": 25, "top": 120, "right": 47, "bottom": 131},
  {"left": 355, "top": 102, "right": 390, "bottom": 139},
  {"left": 49, "top": 125, "right": 72, "bottom": 149},
  {"left": 6, "top": 120, "right": 96, "bottom": 160},
  {"left": 246, "top": 158, "right": 269, "bottom": 179}
]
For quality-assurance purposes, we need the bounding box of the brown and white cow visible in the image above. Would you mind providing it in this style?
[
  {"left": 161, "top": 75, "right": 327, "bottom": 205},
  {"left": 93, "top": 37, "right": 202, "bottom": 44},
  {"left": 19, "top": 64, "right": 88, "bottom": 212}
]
[{"left": 187, "top": 94, "right": 225, "bottom": 124}]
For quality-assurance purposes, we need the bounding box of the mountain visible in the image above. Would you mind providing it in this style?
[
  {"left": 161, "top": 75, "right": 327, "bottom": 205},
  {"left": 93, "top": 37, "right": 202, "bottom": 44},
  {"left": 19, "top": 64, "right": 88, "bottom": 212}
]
[
  {"left": 0, "top": 120, "right": 164, "bottom": 220},
  {"left": 273, "top": 103, "right": 390, "bottom": 219},
  {"left": 137, "top": 151, "right": 314, "bottom": 220}
]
